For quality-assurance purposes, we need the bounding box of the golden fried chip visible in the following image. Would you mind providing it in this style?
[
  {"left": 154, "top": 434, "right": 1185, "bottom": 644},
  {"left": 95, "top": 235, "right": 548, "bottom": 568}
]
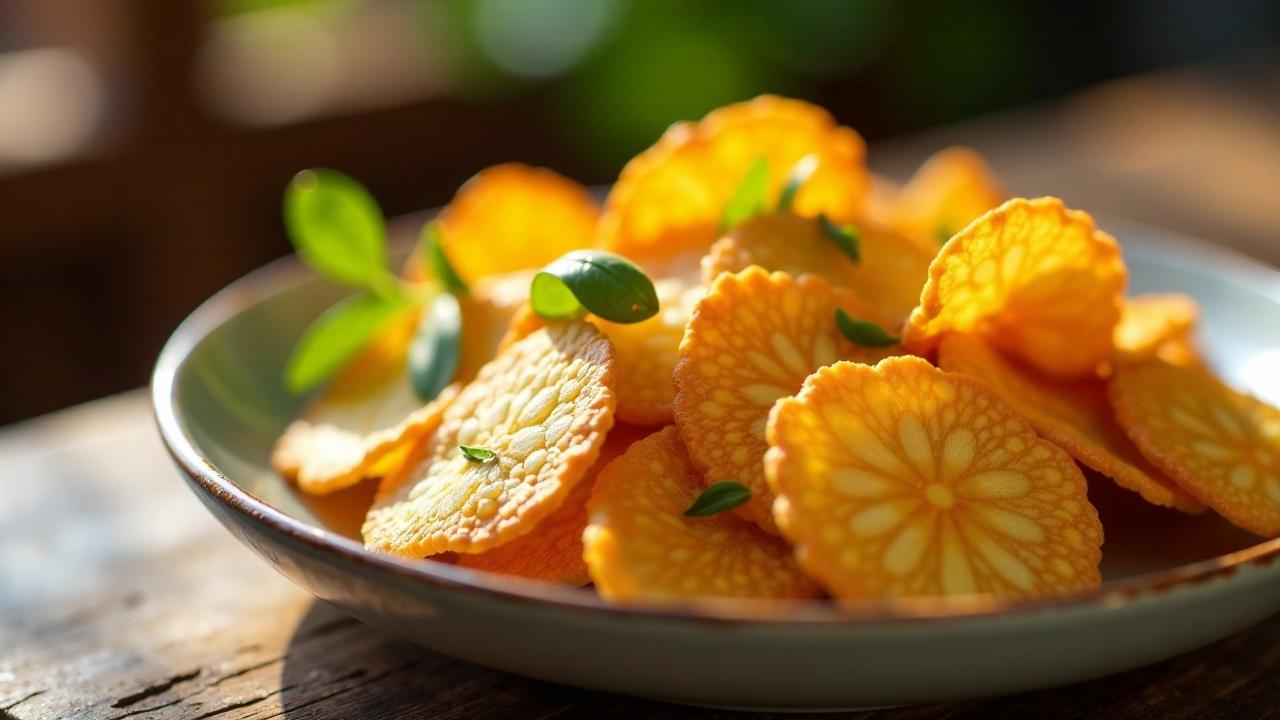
[
  {"left": 701, "top": 212, "right": 935, "bottom": 326},
  {"left": 437, "top": 163, "right": 599, "bottom": 283},
  {"left": 583, "top": 426, "right": 821, "bottom": 602},
  {"left": 362, "top": 322, "right": 617, "bottom": 556},
  {"left": 890, "top": 147, "right": 1006, "bottom": 244},
  {"left": 456, "top": 270, "right": 533, "bottom": 381},
  {"left": 862, "top": 173, "right": 901, "bottom": 227},
  {"left": 455, "top": 423, "right": 648, "bottom": 584},
  {"left": 496, "top": 300, "right": 543, "bottom": 354},
  {"left": 274, "top": 385, "right": 456, "bottom": 496},
  {"left": 494, "top": 261, "right": 704, "bottom": 426},
  {"left": 1111, "top": 360, "right": 1280, "bottom": 537},
  {"left": 938, "top": 333, "right": 1203, "bottom": 513},
  {"left": 594, "top": 276, "right": 704, "bottom": 425},
  {"left": 1114, "top": 293, "right": 1200, "bottom": 365},
  {"left": 597, "top": 95, "right": 869, "bottom": 257},
  {"left": 903, "top": 197, "right": 1126, "bottom": 378},
  {"left": 274, "top": 271, "right": 533, "bottom": 495},
  {"left": 272, "top": 310, "right": 429, "bottom": 494},
  {"left": 766, "top": 356, "right": 1104, "bottom": 599},
  {"left": 674, "top": 267, "right": 897, "bottom": 533}
]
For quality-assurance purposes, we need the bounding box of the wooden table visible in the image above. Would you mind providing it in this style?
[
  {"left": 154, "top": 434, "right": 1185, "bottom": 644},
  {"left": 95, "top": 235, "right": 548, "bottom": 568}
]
[{"left": 5, "top": 60, "right": 1280, "bottom": 719}]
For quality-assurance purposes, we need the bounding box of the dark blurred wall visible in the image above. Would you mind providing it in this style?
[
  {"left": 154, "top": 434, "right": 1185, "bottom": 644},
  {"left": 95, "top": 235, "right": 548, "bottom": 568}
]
[{"left": 0, "top": 0, "right": 1277, "bottom": 424}]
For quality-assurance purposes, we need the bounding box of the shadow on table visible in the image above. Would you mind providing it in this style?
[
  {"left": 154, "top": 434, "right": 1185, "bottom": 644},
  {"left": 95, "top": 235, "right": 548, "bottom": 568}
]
[
  {"left": 277, "top": 600, "right": 700, "bottom": 719},
  {"left": 277, "top": 598, "right": 1280, "bottom": 719}
]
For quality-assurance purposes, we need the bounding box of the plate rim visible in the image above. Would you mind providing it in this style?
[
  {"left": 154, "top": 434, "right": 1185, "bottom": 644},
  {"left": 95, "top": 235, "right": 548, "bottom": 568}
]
[{"left": 151, "top": 213, "right": 1280, "bottom": 626}]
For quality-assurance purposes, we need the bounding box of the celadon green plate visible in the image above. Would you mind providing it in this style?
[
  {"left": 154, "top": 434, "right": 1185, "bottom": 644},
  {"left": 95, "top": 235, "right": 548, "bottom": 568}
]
[{"left": 153, "top": 216, "right": 1280, "bottom": 710}]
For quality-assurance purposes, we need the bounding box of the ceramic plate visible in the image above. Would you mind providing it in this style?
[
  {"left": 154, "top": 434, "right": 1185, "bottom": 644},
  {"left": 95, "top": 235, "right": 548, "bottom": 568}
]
[{"left": 153, "top": 216, "right": 1280, "bottom": 710}]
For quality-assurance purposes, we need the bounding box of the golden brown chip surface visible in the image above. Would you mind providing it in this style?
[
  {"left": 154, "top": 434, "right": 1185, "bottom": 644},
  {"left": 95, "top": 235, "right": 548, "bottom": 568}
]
[{"left": 363, "top": 322, "right": 617, "bottom": 556}]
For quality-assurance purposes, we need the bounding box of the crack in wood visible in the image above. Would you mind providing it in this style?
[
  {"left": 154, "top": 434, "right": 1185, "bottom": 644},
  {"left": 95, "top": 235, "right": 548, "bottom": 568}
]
[
  {"left": 184, "top": 684, "right": 296, "bottom": 720},
  {"left": 100, "top": 658, "right": 286, "bottom": 720},
  {"left": 210, "top": 657, "right": 283, "bottom": 687},
  {"left": 259, "top": 659, "right": 423, "bottom": 720},
  {"left": 111, "top": 669, "right": 202, "bottom": 708},
  {"left": 107, "top": 696, "right": 184, "bottom": 720},
  {"left": 2, "top": 689, "right": 45, "bottom": 711}
]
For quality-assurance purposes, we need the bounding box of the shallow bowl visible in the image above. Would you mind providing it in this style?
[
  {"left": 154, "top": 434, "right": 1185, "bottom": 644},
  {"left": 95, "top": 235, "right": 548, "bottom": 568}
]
[{"left": 153, "top": 217, "right": 1280, "bottom": 710}]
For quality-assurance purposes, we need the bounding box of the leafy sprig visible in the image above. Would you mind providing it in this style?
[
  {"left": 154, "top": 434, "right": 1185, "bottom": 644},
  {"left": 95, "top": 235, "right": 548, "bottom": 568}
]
[
  {"left": 720, "top": 157, "right": 771, "bottom": 231},
  {"left": 282, "top": 169, "right": 465, "bottom": 400},
  {"left": 776, "top": 154, "right": 818, "bottom": 212},
  {"left": 720, "top": 154, "right": 822, "bottom": 232}
]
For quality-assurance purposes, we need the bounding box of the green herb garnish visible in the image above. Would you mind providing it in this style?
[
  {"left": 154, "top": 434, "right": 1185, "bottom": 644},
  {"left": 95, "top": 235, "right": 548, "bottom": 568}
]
[
  {"left": 419, "top": 221, "right": 469, "bottom": 296},
  {"left": 818, "top": 214, "right": 860, "bottom": 262},
  {"left": 283, "top": 168, "right": 473, "bottom": 395},
  {"left": 285, "top": 291, "right": 412, "bottom": 393},
  {"left": 835, "top": 308, "right": 899, "bottom": 347},
  {"left": 283, "top": 169, "right": 414, "bottom": 391},
  {"left": 720, "top": 156, "right": 770, "bottom": 231},
  {"left": 684, "top": 481, "right": 752, "bottom": 517},
  {"left": 459, "top": 445, "right": 497, "bottom": 462},
  {"left": 776, "top": 154, "right": 818, "bottom": 212},
  {"left": 408, "top": 292, "right": 462, "bottom": 402},
  {"left": 285, "top": 169, "right": 395, "bottom": 292},
  {"left": 530, "top": 250, "right": 659, "bottom": 323}
]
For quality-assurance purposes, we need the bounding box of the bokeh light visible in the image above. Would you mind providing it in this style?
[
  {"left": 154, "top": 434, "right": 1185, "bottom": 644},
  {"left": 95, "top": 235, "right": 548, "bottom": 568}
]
[{"left": 472, "top": 0, "right": 620, "bottom": 79}]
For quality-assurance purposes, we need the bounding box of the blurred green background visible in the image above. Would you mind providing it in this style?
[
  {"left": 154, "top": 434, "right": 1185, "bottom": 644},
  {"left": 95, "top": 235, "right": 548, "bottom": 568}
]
[{"left": 0, "top": 0, "right": 1276, "bottom": 423}]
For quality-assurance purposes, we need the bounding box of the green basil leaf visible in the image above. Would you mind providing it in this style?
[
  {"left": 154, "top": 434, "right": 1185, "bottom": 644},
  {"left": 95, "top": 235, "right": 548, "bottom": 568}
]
[
  {"left": 408, "top": 292, "right": 461, "bottom": 402},
  {"left": 720, "top": 156, "right": 770, "bottom": 231},
  {"left": 835, "top": 308, "right": 900, "bottom": 348},
  {"left": 532, "top": 250, "right": 659, "bottom": 323},
  {"left": 684, "top": 481, "right": 752, "bottom": 517},
  {"left": 777, "top": 154, "right": 819, "bottom": 212},
  {"left": 530, "top": 271, "right": 586, "bottom": 320},
  {"left": 419, "top": 222, "right": 469, "bottom": 295},
  {"left": 285, "top": 290, "right": 412, "bottom": 393},
  {"left": 284, "top": 169, "right": 389, "bottom": 287},
  {"left": 818, "top": 214, "right": 860, "bottom": 262},
  {"left": 459, "top": 445, "right": 497, "bottom": 462}
]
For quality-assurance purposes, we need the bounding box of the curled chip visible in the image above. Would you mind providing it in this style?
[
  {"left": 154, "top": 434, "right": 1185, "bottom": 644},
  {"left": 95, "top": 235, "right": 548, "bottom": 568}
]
[
  {"left": 274, "top": 271, "right": 532, "bottom": 495},
  {"left": 890, "top": 146, "right": 1006, "bottom": 244},
  {"left": 701, "top": 212, "right": 935, "bottom": 327},
  {"left": 437, "top": 163, "right": 599, "bottom": 283},
  {"left": 767, "top": 356, "right": 1104, "bottom": 600},
  {"left": 938, "top": 333, "right": 1203, "bottom": 513},
  {"left": 1111, "top": 360, "right": 1280, "bottom": 537},
  {"left": 1114, "top": 293, "right": 1201, "bottom": 365},
  {"left": 271, "top": 310, "right": 441, "bottom": 494},
  {"left": 903, "top": 197, "right": 1126, "bottom": 378},
  {"left": 457, "top": 423, "right": 649, "bottom": 584},
  {"left": 674, "top": 267, "right": 897, "bottom": 533},
  {"left": 363, "top": 322, "right": 617, "bottom": 556},
  {"left": 597, "top": 95, "right": 869, "bottom": 257},
  {"left": 583, "top": 426, "right": 821, "bottom": 602}
]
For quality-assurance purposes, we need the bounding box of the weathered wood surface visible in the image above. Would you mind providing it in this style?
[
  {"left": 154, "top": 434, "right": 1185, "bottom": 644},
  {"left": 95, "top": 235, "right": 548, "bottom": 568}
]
[
  {"left": 4, "top": 61, "right": 1280, "bottom": 718},
  {"left": 4, "top": 394, "right": 1280, "bottom": 718}
]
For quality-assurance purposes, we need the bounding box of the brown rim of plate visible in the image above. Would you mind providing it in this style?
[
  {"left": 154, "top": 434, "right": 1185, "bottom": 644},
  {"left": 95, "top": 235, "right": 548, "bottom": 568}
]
[{"left": 151, "top": 214, "right": 1280, "bottom": 625}]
